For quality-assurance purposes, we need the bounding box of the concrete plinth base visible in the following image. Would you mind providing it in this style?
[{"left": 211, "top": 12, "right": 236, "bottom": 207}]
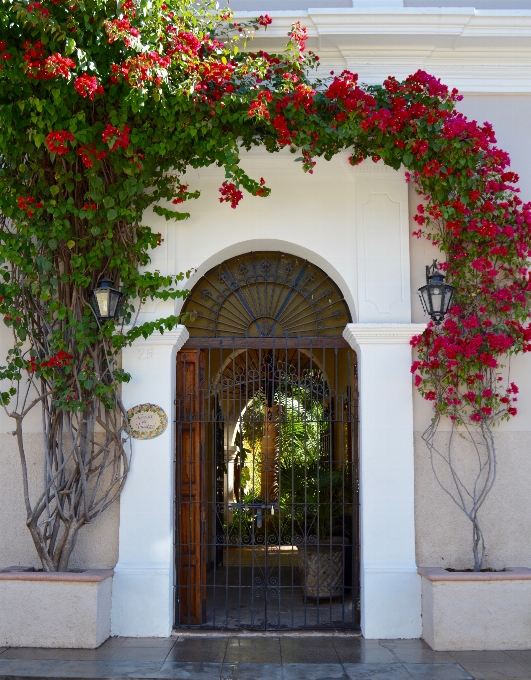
[
  {"left": 0, "top": 569, "right": 113, "bottom": 648},
  {"left": 419, "top": 567, "right": 531, "bottom": 650}
]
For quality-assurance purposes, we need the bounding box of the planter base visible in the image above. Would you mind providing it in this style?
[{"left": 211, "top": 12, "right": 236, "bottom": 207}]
[
  {"left": 0, "top": 569, "right": 113, "bottom": 648},
  {"left": 419, "top": 567, "right": 531, "bottom": 651}
]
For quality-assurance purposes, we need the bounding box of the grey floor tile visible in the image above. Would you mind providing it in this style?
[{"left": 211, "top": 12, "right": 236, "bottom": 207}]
[
  {"left": 506, "top": 652, "right": 531, "bottom": 669},
  {"left": 450, "top": 652, "right": 513, "bottom": 664},
  {"left": 281, "top": 638, "right": 340, "bottom": 664},
  {"left": 108, "top": 647, "right": 173, "bottom": 662},
  {"left": 224, "top": 637, "right": 281, "bottom": 664},
  {"left": 0, "top": 648, "right": 7, "bottom": 655},
  {"left": 0, "top": 646, "right": 116, "bottom": 661},
  {"left": 37, "top": 659, "right": 164, "bottom": 678},
  {"left": 343, "top": 663, "right": 412, "bottom": 679},
  {"left": 166, "top": 638, "right": 227, "bottom": 663},
  {"left": 0, "top": 658, "right": 47, "bottom": 676},
  {"left": 391, "top": 650, "right": 455, "bottom": 664},
  {"left": 456, "top": 661, "right": 531, "bottom": 679},
  {"left": 222, "top": 661, "right": 282, "bottom": 680},
  {"left": 157, "top": 661, "right": 222, "bottom": 679},
  {"left": 404, "top": 663, "right": 473, "bottom": 679},
  {"left": 121, "top": 638, "right": 176, "bottom": 648},
  {"left": 382, "top": 640, "right": 431, "bottom": 650},
  {"left": 333, "top": 641, "right": 396, "bottom": 664},
  {"left": 98, "top": 637, "right": 128, "bottom": 649},
  {"left": 282, "top": 662, "right": 348, "bottom": 680}
]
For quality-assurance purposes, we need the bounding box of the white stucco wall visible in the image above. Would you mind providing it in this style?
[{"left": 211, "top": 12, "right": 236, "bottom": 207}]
[{"left": 0, "top": 24, "right": 530, "bottom": 640}]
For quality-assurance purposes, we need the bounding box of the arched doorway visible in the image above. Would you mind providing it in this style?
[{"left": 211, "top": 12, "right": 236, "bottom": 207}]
[{"left": 175, "top": 251, "right": 359, "bottom": 630}]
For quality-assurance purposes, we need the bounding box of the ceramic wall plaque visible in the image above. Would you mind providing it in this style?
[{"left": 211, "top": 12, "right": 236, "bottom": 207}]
[{"left": 127, "top": 403, "right": 168, "bottom": 440}]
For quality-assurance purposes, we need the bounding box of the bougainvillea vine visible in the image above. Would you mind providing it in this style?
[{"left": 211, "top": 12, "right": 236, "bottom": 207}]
[{"left": 1, "top": 0, "right": 529, "bottom": 571}]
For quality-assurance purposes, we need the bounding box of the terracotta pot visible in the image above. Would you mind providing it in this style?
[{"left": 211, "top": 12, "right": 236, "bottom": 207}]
[{"left": 299, "top": 539, "right": 344, "bottom": 600}]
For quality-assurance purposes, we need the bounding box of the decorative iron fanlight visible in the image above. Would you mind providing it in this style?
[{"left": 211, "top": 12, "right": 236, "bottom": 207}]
[
  {"left": 418, "top": 260, "right": 455, "bottom": 326},
  {"left": 89, "top": 276, "right": 125, "bottom": 322}
]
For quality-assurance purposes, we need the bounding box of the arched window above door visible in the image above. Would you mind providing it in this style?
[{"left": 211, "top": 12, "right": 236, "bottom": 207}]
[{"left": 181, "top": 251, "right": 352, "bottom": 338}]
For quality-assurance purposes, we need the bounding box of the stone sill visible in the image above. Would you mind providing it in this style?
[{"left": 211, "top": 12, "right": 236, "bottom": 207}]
[
  {"left": 0, "top": 568, "right": 114, "bottom": 583},
  {"left": 418, "top": 566, "right": 531, "bottom": 581}
]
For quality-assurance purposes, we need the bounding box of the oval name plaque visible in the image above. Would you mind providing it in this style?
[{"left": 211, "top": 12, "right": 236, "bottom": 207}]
[{"left": 127, "top": 403, "right": 168, "bottom": 440}]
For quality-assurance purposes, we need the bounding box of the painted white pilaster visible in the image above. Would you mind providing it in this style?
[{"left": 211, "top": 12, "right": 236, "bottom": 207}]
[
  {"left": 111, "top": 325, "right": 189, "bottom": 637},
  {"left": 343, "top": 322, "right": 425, "bottom": 639}
]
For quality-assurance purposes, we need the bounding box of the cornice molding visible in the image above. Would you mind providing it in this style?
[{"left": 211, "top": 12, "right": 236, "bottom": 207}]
[
  {"left": 343, "top": 323, "right": 426, "bottom": 347},
  {"left": 237, "top": 9, "right": 531, "bottom": 92},
  {"left": 120, "top": 325, "right": 189, "bottom": 348},
  {"left": 238, "top": 8, "right": 531, "bottom": 37}
]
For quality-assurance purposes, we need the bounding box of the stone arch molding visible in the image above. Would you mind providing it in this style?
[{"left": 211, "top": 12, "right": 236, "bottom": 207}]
[
  {"left": 181, "top": 249, "right": 352, "bottom": 338},
  {"left": 175, "top": 238, "right": 358, "bottom": 324}
]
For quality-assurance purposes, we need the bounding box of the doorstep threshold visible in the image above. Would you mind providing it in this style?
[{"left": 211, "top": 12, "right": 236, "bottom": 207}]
[{"left": 171, "top": 629, "right": 362, "bottom": 637}]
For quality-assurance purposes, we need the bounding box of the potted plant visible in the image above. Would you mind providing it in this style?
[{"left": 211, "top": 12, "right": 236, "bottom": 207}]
[{"left": 296, "top": 467, "right": 350, "bottom": 601}]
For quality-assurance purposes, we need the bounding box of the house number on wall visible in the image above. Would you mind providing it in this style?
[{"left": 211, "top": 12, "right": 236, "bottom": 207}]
[
  {"left": 138, "top": 348, "right": 154, "bottom": 360},
  {"left": 127, "top": 403, "right": 168, "bottom": 440}
]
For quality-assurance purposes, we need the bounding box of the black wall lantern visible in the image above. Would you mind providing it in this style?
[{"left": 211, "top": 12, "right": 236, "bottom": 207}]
[
  {"left": 90, "top": 276, "right": 125, "bottom": 323},
  {"left": 418, "top": 260, "right": 455, "bottom": 325}
]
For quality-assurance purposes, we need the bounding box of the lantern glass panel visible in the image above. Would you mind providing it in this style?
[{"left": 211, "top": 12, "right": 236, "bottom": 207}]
[
  {"left": 94, "top": 288, "right": 110, "bottom": 319},
  {"left": 443, "top": 285, "right": 454, "bottom": 311},
  {"left": 420, "top": 286, "right": 431, "bottom": 314},
  {"left": 430, "top": 285, "right": 444, "bottom": 314},
  {"left": 108, "top": 289, "right": 121, "bottom": 318}
]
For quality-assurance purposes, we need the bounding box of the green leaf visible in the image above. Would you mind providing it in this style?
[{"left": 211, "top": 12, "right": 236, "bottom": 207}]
[
  {"left": 152, "top": 205, "right": 190, "bottom": 221},
  {"left": 50, "top": 185, "right": 60, "bottom": 196},
  {"left": 65, "top": 37, "right": 76, "bottom": 54}
]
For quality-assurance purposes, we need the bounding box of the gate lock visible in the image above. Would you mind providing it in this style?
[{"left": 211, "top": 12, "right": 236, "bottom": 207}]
[{"left": 229, "top": 502, "right": 279, "bottom": 529}]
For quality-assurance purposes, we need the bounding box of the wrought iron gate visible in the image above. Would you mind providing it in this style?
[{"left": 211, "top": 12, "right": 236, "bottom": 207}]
[{"left": 175, "top": 338, "right": 359, "bottom": 630}]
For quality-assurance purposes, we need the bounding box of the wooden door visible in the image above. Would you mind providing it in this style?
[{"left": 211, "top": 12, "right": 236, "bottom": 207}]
[{"left": 176, "top": 349, "right": 206, "bottom": 625}]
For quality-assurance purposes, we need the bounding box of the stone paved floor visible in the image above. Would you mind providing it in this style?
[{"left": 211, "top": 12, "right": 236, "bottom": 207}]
[{"left": 1, "top": 636, "right": 530, "bottom": 679}]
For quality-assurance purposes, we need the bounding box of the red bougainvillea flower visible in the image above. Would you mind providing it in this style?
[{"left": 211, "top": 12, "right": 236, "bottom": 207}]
[
  {"left": 16, "top": 195, "right": 43, "bottom": 219},
  {"left": 219, "top": 181, "right": 243, "bottom": 209},
  {"left": 44, "top": 53, "right": 76, "bottom": 78},
  {"left": 45, "top": 130, "right": 74, "bottom": 155},
  {"left": 249, "top": 90, "right": 272, "bottom": 118},
  {"left": 78, "top": 144, "right": 107, "bottom": 168},
  {"left": 288, "top": 22, "right": 307, "bottom": 52},
  {"left": 172, "top": 185, "right": 188, "bottom": 205},
  {"left": 104, "top": 16, "right": 141, "bottom": 46},
  {"left": 27, "top": 2, "right": 50, "bottom": 18},
  {"left": 258, "top": 14, "right": 272, "bottom": 27},
  {"left": 0, "top": 40, "right": 10, "bottom": 69},
  {"left": 73, "top": 74, "right": 103, "bottom": 99},
  {"left": 40, "top": 350, "right": 74, "bottom": 368},
  {"left": 102, "top": 124, "right": 130, "bottom": 151}
]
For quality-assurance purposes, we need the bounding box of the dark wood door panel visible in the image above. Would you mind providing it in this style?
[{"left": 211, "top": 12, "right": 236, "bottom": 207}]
[{"left": 176, "top": 350, "right": 206, "bottom": 625}]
